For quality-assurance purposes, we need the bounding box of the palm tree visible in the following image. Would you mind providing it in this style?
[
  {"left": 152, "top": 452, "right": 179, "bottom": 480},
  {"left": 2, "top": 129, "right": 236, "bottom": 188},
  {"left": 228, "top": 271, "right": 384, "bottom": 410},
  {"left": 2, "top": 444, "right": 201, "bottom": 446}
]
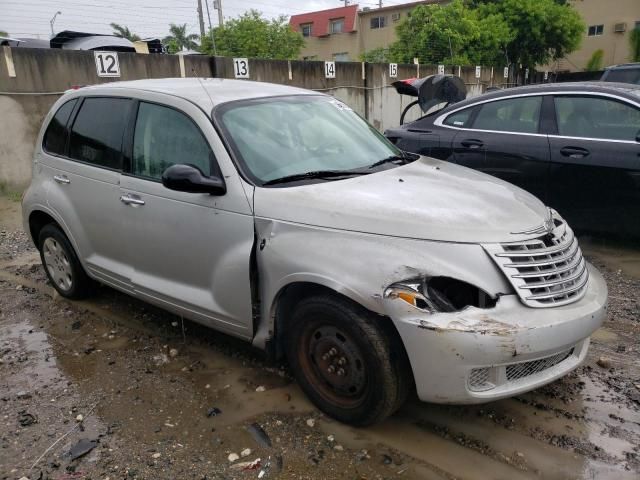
[
  {"left": 110, "top": 23, "right": 141, "bottom": 42},
  {"left": 163, "top": 23, "right": 199, "bottom": 53}
]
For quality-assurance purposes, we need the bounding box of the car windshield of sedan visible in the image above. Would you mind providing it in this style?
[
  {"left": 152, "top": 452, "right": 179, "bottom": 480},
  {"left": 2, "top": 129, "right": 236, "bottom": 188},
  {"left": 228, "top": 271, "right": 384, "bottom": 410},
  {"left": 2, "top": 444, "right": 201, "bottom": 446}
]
[{"left": 216, "top": 95, "right": 405, "bottom": 184}]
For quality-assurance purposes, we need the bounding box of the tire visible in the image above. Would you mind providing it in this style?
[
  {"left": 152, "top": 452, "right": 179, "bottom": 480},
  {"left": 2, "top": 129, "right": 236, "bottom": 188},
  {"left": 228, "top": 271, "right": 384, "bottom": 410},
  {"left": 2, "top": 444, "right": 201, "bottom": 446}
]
[
  {"left": 285, "top": 294, "right": 411, "bottom": 426},
  {"left": 38, "top": 224, "right": 94, "bottom": 299}
]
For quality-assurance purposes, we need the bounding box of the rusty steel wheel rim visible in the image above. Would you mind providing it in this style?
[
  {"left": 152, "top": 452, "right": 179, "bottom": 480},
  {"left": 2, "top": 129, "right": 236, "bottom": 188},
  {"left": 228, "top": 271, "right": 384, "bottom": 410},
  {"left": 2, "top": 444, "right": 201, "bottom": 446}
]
[{"left": 298, "top": 324, "right": 367, "bottom": 408}]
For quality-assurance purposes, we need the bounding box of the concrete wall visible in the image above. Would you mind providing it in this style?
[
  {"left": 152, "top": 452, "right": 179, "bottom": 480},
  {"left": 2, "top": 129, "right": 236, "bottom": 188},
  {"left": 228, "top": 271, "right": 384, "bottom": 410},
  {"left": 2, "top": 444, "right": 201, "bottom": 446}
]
[{"left": 1, "top": 47, "right": 501, "bottom": 189}]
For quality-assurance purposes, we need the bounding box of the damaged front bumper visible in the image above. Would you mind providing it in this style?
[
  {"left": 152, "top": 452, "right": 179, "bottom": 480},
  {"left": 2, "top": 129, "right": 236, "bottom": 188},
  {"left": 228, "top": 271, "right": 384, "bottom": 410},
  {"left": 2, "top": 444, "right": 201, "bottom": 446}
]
[{"left": 385, "top": 263, "right": 607, "bottom": 404}]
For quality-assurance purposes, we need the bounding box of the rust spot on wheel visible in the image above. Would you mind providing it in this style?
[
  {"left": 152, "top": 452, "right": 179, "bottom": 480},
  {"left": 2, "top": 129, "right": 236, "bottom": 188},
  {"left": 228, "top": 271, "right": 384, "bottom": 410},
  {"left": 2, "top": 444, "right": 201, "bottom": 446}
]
[{"left": 297, "top": 324, "right": 367, "bottom": 408}]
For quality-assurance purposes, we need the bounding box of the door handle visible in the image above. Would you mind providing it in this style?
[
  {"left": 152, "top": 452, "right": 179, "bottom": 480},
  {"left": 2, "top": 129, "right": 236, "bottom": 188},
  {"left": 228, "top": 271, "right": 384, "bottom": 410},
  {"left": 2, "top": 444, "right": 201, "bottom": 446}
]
[
  {"left": 560, "top": 146, "right": 590, "bottom": 159},
  {"left": 461, "top": 139, "right": 484, "bottom": 149},
  {"left": 120, "top": 194, "right": 145, "bottom": 206},
  {"left": 53, "top": 175, "right": 70, "bottom": 184}
]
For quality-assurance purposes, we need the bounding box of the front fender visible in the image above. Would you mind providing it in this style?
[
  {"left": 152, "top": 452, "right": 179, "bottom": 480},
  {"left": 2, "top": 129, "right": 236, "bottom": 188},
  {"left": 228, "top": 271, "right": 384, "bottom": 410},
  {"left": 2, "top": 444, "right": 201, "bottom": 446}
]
[{"left": 252, "top": 218, "right": 512, "bottom": 349}]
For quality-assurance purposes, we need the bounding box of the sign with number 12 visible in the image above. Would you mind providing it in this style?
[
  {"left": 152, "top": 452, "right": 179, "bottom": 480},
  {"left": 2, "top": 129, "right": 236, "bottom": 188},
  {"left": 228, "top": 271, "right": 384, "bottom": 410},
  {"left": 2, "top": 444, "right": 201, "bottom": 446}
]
[{"left": 94, "top": 51, "right": 120, "bottom": 77}]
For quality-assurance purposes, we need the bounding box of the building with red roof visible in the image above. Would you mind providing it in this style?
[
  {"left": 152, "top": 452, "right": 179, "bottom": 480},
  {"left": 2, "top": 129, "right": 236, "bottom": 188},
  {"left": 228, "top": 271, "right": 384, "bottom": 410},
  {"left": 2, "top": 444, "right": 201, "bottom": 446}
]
[{"left": 289, "top": 1, "right": 446, "bottom": 61}]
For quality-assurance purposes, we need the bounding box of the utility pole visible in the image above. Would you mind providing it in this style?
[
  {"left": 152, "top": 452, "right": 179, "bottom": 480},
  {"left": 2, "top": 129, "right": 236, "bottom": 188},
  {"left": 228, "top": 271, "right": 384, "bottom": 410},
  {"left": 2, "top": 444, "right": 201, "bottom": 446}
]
[
  {"left": 214, "top": 0, "right": 223, "bottom": 27},
  {"left": 205, "top": 0, "right": 216, "bottom": 55},
  {"left": 197, "top": 0, "right": 206, "bottom": 41},
  {"left": 342, "top": 1, "right": 349, "bottom": 7},
  {"left": 378, "top": 1, "right": 382, "bottom": 8}
]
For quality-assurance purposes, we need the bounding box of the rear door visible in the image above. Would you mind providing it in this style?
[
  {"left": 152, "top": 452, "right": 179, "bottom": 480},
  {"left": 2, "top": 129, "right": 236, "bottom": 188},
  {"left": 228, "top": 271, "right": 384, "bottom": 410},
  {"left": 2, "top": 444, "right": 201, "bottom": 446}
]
[
  {"left": 548, "top": 94, "right": 640, "bottom": 236},
  {"left": 450, "top": 95, "right": 551, "bottom": 202},
  {"left": 42, "top": 96, "right": 133, "bottom": 291},
  {"left": 119, "top": 95, "right": 255, "bottom": 338}
]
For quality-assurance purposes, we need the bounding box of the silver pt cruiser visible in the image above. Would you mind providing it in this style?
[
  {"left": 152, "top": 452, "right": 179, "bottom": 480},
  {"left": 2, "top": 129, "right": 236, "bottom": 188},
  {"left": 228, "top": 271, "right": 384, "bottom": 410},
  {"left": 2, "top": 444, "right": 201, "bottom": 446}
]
[{"left": 22, "top": 79, "right": 608, "bottom": 425}]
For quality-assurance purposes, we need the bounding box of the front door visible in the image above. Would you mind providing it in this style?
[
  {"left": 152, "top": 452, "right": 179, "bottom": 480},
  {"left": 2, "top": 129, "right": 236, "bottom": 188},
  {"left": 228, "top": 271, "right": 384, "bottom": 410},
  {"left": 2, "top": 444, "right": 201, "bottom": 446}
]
[
  {"left": 452, "top": 95, "right": 550, "bottom": 203},
  {"left": 119, "top": 96, "right": 255, "bottom": 338},
  {"left": 548, "top": 94, "right": 640, "bottom": 237}
]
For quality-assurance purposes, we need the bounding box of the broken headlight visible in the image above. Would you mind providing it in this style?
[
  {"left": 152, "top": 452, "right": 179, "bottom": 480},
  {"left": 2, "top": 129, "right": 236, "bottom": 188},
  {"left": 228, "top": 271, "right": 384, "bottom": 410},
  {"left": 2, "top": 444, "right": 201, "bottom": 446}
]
[{"left": 384, "top": 277, "right": 496, "bottom": 313}]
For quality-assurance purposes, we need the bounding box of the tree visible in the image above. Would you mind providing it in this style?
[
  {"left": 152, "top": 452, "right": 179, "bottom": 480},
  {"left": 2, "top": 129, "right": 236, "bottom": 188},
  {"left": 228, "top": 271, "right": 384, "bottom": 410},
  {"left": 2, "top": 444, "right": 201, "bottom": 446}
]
[
  {"left": 0, "top": 30, "right": 8, "bottom": 37},
  {"left": 110, "top": 23, "right": 140, "bottom": 42},
  {"left": 163, "top": 23, "right": 199, "bottom": 54},
  {"left": 365, "top": 0, "right": 583, "bottom": 69},
  {"left": 373, "top": 0, "right": 512, "bottom": 66},
  {"left": 200, "top": 10, "right": 304, "bottom": 59},
  {"left": 630, "top": 28, "right": 640, "bottom": 62},
  {"left": 585, "top": 49, "right": 604, "bottom": 71},
  {"left": 360, "top": 47, "right": 392, "bottom": 63},
  {"left": 476, "top": 0, "right": 584, "bottom": 68}
]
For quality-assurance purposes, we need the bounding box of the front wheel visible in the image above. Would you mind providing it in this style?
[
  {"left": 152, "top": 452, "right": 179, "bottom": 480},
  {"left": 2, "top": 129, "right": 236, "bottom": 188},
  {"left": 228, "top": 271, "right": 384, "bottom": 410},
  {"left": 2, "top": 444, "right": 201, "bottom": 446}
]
[{"left": 286, "top": 294, "right": 410, "bottom": 426}]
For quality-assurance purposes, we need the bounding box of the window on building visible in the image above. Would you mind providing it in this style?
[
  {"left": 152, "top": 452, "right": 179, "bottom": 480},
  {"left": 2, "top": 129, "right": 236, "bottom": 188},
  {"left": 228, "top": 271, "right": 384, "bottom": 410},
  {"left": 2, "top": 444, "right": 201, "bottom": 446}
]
[
  {"left": 635, "top": 20, "right": 640, "bottom": 30},
  {"left": 587, "top": 24, "right": 604, "bottom": 36},
  {"left": 370, "top": 16, "right": 386, "bottom": 29},
  {"left": 301, "top": 23, "right": 312, "bottom": 37},
  {"left": 333, "top": 52, "right": 350, "bottom": 62},
  {"left": 330, "top": 18, "right": 344, "bottom": 34},
  {"left": 392, "top": 13, "right": 401, "bottom": 22}
]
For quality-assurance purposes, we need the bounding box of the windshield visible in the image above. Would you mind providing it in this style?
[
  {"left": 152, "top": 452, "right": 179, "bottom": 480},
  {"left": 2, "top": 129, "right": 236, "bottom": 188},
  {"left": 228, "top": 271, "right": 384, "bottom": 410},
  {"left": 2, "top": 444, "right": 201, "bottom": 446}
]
[{"left": 215, "top": 95, "right": 403, "bottom": 184}]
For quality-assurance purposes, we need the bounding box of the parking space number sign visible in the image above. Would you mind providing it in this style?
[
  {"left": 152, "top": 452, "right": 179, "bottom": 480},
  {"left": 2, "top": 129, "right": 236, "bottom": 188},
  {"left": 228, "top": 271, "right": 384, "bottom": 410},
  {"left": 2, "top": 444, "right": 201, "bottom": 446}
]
[
  {"left": 389, "top": 63, "right": 398, "bottom": 78},
  {"left": 475, "top": 66, "right": 481, "bottom": 79},
  {"left": 438, "top": 64, "right": 445, "bottom": 75},
  {"left": 94, "top": 51, "right": 120, "bottom": 77},
  {"left": 325, "top": 61, "right": 336, "bottom": 79},
  {"left": 233, "top": 58, "right": 249, "bottom": 78}
]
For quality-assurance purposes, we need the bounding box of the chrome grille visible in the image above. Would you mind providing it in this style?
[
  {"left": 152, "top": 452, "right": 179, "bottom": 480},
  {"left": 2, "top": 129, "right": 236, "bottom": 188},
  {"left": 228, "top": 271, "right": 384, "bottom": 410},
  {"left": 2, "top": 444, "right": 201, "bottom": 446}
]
[
  {"left": 506, "top": 348, "right": 574, "bottom": 382},
  {"left": 483, "top": 221, "right": 589, "bottom": 308}
]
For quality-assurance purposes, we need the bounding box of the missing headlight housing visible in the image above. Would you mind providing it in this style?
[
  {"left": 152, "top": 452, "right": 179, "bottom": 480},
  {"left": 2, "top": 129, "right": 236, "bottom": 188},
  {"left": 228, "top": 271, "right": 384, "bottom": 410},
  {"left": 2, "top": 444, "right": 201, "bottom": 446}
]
[{"left": 384, "top": 276, "right": 497, "bottom": 313}]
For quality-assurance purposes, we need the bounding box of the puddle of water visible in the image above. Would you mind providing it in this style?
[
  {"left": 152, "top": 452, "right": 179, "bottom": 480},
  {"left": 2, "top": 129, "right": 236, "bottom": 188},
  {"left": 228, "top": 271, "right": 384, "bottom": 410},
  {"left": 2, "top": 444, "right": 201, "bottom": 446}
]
[{"left": 0, "top": 319, "right": 61, "bottom": 396}]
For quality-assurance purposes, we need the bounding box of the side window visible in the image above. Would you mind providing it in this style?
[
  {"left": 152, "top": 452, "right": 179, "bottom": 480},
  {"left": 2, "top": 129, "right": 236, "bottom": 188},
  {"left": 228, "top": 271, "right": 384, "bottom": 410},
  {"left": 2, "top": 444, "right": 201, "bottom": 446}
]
[
  {"left": 132, "top": 102, "right": 212, "bottom": 180},
  {"left": 43, "top": 99, "right": 77, "bottom": 155},
  {"left": 472, "top": 96, "right": 542, "bottom": 134},
  {"left": 69, "top": 97, "right": 130, "bottom": 169},
  {"left": 554, "top": 96, "right": 640, "bottom": 141},
  {"left": 443, "top": 107, "right": 474, "bottom": 128}
]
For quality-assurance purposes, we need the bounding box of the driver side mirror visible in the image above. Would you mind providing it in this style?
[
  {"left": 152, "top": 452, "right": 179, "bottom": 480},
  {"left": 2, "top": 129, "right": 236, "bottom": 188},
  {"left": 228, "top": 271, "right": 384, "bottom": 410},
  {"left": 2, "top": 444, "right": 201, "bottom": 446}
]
[{"left": 162, "top": 164, "right": 226, "bottom": 195}]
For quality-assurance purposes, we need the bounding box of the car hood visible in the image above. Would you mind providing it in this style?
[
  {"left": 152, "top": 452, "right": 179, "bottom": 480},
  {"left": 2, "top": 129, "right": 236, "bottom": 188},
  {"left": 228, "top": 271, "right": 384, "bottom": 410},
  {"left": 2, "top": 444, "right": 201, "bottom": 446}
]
[{"left": 253, "top": 157, "right": 549, "bottom": 243}]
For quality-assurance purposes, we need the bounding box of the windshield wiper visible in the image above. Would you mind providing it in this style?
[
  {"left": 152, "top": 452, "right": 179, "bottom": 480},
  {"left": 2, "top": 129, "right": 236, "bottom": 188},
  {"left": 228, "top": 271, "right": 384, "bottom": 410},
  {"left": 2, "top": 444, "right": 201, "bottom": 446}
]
[
  {"left": 262, "top": 169, "right": 370, "bottom": 186},
  {"left": 368, "top": 153, "right": 408, "bottom": 169}
]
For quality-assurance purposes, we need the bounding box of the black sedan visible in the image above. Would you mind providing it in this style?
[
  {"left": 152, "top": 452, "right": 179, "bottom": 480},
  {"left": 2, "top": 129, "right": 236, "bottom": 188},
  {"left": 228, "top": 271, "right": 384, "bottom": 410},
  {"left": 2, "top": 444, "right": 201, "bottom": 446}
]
[{"left": 385, "top": 82, "right": 640, "bottom": 239}]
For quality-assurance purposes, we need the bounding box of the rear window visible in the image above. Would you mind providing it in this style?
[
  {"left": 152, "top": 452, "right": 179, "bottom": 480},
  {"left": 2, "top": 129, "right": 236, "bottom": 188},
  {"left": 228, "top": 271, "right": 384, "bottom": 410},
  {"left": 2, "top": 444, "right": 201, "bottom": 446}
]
[
  {"left": 68, "top": 97, "right": 131, "bottom": 170},
  {"left": 43, "top": 99, "right": 77, "bottom": 156},
  {"left": 443, "top": 107, "right": 474, "bottom": 127},
  {"left": 603, "top": 68, "right": 640, "bottom": 85}
]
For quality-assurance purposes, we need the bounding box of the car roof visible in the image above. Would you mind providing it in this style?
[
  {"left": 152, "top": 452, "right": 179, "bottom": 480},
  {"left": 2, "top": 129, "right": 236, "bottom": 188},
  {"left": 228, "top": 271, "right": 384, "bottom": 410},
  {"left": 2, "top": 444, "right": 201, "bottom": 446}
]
[
  {"left": 604, "top": 63, "right": 640, "bottom": 70},
  {"left": 438, "top": 81, "right": 640, "bottom": 114},
  {"left": 74, "top": 78, "right": 319, "bottom": 109}
]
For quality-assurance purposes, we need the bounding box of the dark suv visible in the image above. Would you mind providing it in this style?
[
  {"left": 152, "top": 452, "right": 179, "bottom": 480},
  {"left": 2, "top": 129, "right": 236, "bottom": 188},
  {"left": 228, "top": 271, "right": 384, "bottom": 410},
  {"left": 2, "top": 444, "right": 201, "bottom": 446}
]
[{"left": 601, "top": 63, "right": 640, "bottom": 85}]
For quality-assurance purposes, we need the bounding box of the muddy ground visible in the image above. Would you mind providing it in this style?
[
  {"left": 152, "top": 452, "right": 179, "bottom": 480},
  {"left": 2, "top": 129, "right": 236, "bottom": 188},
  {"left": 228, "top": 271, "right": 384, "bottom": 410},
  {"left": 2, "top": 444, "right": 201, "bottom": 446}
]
[{"left": 1, "top": 196, "right": 638, "bottom": 480}]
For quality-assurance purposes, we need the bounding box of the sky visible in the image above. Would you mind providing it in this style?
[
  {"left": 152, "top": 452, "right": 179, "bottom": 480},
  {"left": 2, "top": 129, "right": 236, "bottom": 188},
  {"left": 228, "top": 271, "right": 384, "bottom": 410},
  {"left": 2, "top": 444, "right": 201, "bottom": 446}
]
[{"left": 1, "top": 0, "right": 414, "bottom": 40}]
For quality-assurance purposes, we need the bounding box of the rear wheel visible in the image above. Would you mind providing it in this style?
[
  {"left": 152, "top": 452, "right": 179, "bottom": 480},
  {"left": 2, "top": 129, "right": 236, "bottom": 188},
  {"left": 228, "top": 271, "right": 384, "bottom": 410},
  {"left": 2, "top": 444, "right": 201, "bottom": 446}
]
[
  {"left": 286, "top": 294, "right": 410, "bottom": 426},
  {"left": 38, "top": 224, "right": 94, "bottom": 299}
]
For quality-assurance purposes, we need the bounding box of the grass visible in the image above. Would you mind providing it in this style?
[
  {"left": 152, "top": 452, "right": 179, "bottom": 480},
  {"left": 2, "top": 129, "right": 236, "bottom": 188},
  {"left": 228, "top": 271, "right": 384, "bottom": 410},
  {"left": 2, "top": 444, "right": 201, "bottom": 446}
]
[{"left": 0, "top": 181, "right": 24, "bottom": 202}]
